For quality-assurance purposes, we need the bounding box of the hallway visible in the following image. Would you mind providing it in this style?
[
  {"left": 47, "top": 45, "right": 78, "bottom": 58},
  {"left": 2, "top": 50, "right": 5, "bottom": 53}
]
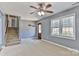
[{"left": 6, "top": 28, "right": 20, "bottom": 46}]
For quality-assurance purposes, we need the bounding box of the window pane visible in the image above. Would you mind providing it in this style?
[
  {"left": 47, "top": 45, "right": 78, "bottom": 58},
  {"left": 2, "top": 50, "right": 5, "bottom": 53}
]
[
  {"left": 51, "top": 28, "right": 59, "bottom": 35},
  {"left": 51, "top": 19, "right": 60, "bottom": 35},
  {"left": 62, "top": 16, "right": 75, "bottom": 38}
]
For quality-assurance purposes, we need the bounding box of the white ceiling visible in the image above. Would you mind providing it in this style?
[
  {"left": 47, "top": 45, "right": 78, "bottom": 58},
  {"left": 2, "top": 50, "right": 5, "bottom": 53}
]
[{"left": 0, "top": 2, "right": 78, "bottom": 21}]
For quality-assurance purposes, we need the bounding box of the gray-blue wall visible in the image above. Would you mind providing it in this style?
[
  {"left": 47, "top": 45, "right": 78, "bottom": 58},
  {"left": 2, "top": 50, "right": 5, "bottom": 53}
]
[
  {"left": 19, "top": 20, "right": 36, "bottom": 39},
  {"left": 0, "top": 9, "right": 5, "bottom": 48},
  {"left": 36, "top": 6, "right": 79, "bottom": 51},
  {"left": 0, "top": 11, "right": 3, "bottom": 46}
]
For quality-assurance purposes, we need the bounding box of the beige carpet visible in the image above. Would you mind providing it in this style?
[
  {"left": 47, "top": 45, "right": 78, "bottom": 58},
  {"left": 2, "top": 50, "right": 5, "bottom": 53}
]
[
  {"left": 6, "top": 28, "right": 20, "bottom": 46},
  {"left": 0, "top": 38, "right": 79, "bottom": 56}
]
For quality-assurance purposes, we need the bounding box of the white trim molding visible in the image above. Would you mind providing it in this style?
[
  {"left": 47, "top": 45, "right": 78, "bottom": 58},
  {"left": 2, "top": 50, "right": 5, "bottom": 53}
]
[{"left": 42, "top": 39, "right": 79, "bottom": 53}]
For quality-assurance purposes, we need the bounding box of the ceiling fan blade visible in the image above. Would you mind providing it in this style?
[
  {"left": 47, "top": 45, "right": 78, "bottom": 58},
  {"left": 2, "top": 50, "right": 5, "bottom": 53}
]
[
  {"left": 46, "top": 4, "right": 52, "bottom": 9},
  {"left": 39, "top": 3, "right": 43, "bottom": 7},
  {"left": 30, "top": 6, "right": 37, "bottom": 9},
  {"left": 38, "top": 3, "right": 45, "bottom": 9},
  {"left": 45, "top": 10, "right": 53, "bottom": 13}
]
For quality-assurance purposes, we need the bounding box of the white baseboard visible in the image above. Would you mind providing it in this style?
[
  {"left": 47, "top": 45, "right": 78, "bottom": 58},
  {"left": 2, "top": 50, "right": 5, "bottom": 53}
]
[{"left": 42, "top": 39, "right": 79, "bottom": 53}]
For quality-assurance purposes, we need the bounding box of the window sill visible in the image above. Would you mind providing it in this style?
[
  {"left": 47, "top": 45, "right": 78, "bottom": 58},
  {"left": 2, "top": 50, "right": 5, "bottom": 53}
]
[{"left": 51, "top": 35, "right": 75, "bottom": 40}]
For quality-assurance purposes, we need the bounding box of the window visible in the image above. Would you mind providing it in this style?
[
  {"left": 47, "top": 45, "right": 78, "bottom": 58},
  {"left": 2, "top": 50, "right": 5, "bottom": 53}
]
[
  {"left": 62, "top": 16, "right": 75, "bottom": 38},
  {"left": 51, "top": 19, "right": 60, "bottom": 35},
  {"left": 51, "top": 14, "right": 75, "bottom": 39}
]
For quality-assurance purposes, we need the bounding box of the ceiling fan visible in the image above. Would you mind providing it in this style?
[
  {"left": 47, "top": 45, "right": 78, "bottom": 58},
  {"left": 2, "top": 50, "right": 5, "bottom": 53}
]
[{"left": 30, "top": 3, "right": 53, "bottom": 16}]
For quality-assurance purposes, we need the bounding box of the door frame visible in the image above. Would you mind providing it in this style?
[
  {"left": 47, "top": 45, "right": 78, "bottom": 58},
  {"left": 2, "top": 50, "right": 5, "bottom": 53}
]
[
  {"left": 5, "top": 14, "right": 20, "bottom": 45},
  {"left": 38, "top": 23, "right": 42, "bottom": 39}
]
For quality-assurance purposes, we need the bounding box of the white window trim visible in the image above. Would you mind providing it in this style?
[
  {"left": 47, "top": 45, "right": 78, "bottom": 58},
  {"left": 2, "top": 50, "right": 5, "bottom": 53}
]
[{"left": 51, "top": 13, "right": 76, "bottom": 40}]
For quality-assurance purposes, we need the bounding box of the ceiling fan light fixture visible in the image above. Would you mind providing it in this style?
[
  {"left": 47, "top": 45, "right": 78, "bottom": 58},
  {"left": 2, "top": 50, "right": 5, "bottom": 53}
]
[
  {"left": 30, "top": 3, "right": 53, "bottom": 15},
  {"left": 38, "top": 11, "right": 45, "bottom": 16},
  {"left": 38, "top": 12, "right": 41, "bottom": 16},
  {"left": 41, "top": 11, "right": 45, "bottom": 15}
]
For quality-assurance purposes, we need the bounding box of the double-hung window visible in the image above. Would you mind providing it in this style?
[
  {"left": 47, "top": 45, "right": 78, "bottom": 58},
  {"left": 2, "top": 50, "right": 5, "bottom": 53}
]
[
  {"left": 51, "top": 14, "right": 75, "bottom": 40},
  {"left": 51, "top": 19, "right": 60, "bottom": 35}
]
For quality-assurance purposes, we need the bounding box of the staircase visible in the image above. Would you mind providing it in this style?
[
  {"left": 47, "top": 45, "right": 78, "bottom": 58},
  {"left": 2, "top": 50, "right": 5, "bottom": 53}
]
[{"left": 6, "top": 28, "right": 20, "bottom": 46}]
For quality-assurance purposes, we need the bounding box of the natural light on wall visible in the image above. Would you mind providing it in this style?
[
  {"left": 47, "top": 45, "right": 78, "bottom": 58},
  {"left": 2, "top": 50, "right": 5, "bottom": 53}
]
[{"left": 51, "top": 13, "right": 75, "bottom": 40}]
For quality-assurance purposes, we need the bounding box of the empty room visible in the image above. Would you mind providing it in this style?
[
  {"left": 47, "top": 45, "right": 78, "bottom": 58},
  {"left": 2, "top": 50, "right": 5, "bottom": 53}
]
[{"left": 0, "top": 2, "right": 79, "bottom": 56}]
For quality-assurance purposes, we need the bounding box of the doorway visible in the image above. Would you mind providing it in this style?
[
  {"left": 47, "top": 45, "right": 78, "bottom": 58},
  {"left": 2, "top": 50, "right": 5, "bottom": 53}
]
[
  {"left": 5, "top": 15, "right": 20, "bottom": 46},
  {"left": 38, "top": 23, "right": 42, "bottom": 39}
]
